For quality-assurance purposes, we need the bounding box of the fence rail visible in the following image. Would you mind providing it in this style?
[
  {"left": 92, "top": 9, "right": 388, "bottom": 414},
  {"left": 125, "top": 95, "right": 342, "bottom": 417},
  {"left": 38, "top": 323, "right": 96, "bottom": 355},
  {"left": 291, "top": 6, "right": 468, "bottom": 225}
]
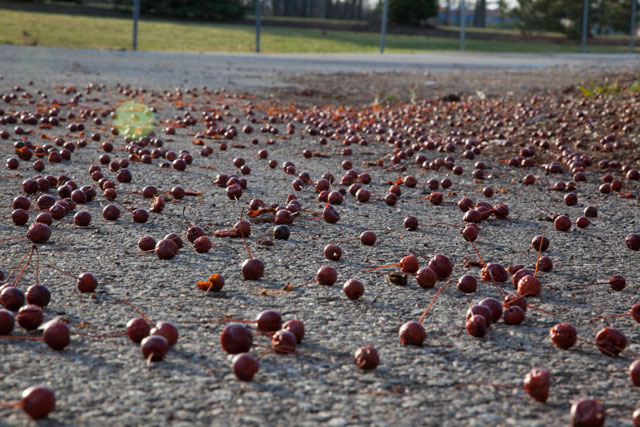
[{"left": 0, "top": 0, "right": 637, "bottom": 54}]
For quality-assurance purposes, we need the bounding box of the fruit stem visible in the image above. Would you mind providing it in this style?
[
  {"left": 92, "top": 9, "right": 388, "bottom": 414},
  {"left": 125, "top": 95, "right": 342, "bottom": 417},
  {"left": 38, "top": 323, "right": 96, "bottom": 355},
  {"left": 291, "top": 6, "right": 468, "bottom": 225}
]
[
  {"left": 202, "top": 283, "right": 214, "bottom": 297},
  {"left": 431, "top": 222, "right": 461, "bottom": 229},
  {"left": 457, "top": 382, "right": 521, "bottom": 390},
  {"left": 44, "top": 263, "right": 80, "bottom": 280},
  {"left": 199, "top": 318, "right": 258, "bottom": 325},
  {"left": 167, "top": 232, "right": 187, "bottom": 243},
  {"left": 589, "top": 313, "right": 631, "bottom": 322},
  {"left": 12, "top": 245, "right": 34, "bottom": 286},
  {"left": 418, "top": 279, "right": 452, "bottom": 323},
  {"left": 363, "top": 263, "right": 400, "bottom": 272},
  {"left": 293, "top": 278, "right": 319, "bottom": 289},
  {"left": 112, "top": 199, "right": 134, "bottom": 213},
  {"left": 0, "top": 335, "right": 43, "bottom": 341},
  {"left": 574, "top": 282, "right": 608, "bottom": 287},
  {"left": 469, "top": 241, "right": 486, "bottom": 268},
  {"left": 535, "top": 202, "right": 555, "bottom": 218},
  {"left": 0, "top": 234, "right": 27, "bottom": 243},
  {"left": 527, "top": 305, "right": 566, "bottom": 316},
  {"left": 238, "top": 207, "right": 252, "bottom": 260},
  {"left": 33, "top": 245, "right": 40, "bottom": 286},
  {"left": 576, "top": 336, "right": 597, "bottom": 347},
  {"left": 533, "top": 226, "right": 547, "bottom": 278},
  {"left": 256, "top": 349, "right": 272, "bottom": 359},
  {"left": 0, "top": 402, "right": 21, "bottom": 408},
  {"left": 486, "top": 269, "right": 505, "bottom": 301},
  {"left": 124, "top": 248, "right": 156, "bottom": 255},
  {"left": 252, "top": 343, "right": 272, "bottom": 351},
  {"left": 4, "top": 246, "right": 33, "bottom": 285},
  {"left": 503, "top": 293, "right": 525, "bottom": 308},
  {"left": 72, "top": 331, "right": 128, "bottom": 339},
  {"left": 409, "top": 250, "right": 430, "bottom": 261},
  {"left": 338, "top": 237, "right": 360, "bottom": 243},
  {"left": 117, "top": 299, "right": 154, "bottom": 327},
  {"left": 181, "top": 206, "right": 192, "bottom": 228}
]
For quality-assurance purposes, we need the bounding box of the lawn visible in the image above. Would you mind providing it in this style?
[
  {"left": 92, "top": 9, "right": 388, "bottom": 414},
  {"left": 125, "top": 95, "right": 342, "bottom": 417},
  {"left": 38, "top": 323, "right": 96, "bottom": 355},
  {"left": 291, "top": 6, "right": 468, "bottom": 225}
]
[{"left": 0, "top": 9, "right": 635, "bottom": 54}]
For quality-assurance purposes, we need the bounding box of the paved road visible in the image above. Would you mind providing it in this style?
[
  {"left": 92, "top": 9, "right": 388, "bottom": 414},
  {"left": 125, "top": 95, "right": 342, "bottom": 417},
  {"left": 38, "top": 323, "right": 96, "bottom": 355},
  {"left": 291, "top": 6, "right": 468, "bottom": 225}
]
[{"left": 0, "top": 45, "right": 638, "bottom": 89}]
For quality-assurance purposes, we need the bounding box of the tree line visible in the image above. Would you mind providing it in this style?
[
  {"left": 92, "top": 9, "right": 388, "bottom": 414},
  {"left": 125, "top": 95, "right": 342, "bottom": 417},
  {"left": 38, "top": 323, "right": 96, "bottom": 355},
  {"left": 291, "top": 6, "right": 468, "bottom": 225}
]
[
  {"left": 17, "top": 0, "right": 639, "bottom": 38},
  {"left": 507, "top": 0, "right": 638, "bottom": 39}
]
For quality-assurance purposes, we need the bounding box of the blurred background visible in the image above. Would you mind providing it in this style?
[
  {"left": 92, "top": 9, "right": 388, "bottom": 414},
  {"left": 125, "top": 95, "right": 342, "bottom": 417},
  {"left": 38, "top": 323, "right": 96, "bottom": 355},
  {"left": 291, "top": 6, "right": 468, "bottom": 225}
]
[{"left": 0, "top": 0, "right": 637, "bottom": 53}]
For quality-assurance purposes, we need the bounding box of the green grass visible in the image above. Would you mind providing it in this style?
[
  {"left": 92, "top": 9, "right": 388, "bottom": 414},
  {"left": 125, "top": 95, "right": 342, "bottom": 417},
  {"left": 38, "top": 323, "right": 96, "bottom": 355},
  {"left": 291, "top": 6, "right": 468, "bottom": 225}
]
[
  {"left": 438, "top": 25, "right": 562, "bottom": 36},
  {"left": 246, "top": 14, "right": 368, "bottom": 26},
  {"left": 0, "top": 9, "right": 636, "bottom": 54},
  {"left": 577, "top": 76, "right": 640, "bottom": 97}
]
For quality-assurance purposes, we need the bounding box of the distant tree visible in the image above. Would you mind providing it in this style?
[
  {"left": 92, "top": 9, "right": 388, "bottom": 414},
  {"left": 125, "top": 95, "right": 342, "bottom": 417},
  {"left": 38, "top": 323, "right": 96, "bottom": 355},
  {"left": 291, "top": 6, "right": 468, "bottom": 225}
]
[
  {"left": 115, "top": 0, "right": 246, "bottom": 21},
  {"left": 356, "top": 0, "right": 364, "bottom": 20},
  {"left": 444, "top": 0, "right": 452, "bottom": 26},
  {"left": 510, "top": 0, "right": 586, "bottom": 38},
  {"left": 473, "top": 0, "right": 486, "bottom": 27},
  {"left": 497, "top": 0, "right": 509, "bottom": 25},
  {"left": 21, "top": 0, "right": 81, "bottom": 3},
  {"left": 510, "top": 0, "right": 638, "bottom": 38},
  {"left": 389, "top": 0, "right": 438, "bottom": 25},
  {"left": 603, "top": 0, "right": 639, "bottom": 33},
  {"left": 324, "top": 0, "right": 333, "bottom": 19}
]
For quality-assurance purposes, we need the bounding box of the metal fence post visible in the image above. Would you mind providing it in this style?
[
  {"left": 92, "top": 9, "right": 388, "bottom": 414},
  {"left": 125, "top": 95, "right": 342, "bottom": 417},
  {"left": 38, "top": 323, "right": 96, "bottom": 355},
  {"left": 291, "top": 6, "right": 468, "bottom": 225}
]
[
  {"left": 256, "top": 0, "right": 262, "bottom": 54},
  {"left": 460, "top": 0, "right": 466, "bottom": 51},
  {"left": 581, "top": 0, "right": 589, "bottom": 53},
  {"left": 132, "top": 0, "right": 140, "bottom": 51},
  {"left": 631, "top": 0, "right": 638, "bottom": 52},
  {"left": 380, "top": 0, "right": 389, "bottom": 54}
]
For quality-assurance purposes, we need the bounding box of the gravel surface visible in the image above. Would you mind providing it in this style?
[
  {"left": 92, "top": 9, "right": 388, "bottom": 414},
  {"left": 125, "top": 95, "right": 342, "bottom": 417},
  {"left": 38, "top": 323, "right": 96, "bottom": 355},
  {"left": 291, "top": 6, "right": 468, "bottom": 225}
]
[{"left": 0, "top": 47, "right": 639, "bottom": 426}]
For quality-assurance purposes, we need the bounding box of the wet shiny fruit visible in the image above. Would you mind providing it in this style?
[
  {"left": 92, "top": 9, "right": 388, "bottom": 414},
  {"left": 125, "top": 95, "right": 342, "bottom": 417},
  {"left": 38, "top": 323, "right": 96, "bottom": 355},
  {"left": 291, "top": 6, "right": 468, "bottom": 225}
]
[
  {"left": 241, "top": 259, "right": 264, "bottom": 280},
  {"left": 523, "top": 368, "right": 550, "bottom": 403},
  {"left": 220, "top": 323, "right": 253, "bottom": 354},
  {"left": 570, "top": 399, "right": 605, "bottom": 427},
  {"left": 232, "top": 352, "right": 259, "bottom": 381},
  {"left": 43, "top": 321, "right": 70, "bottom": 350},
  {"left": 549, "top": 322, "right": 577, "bottom": 350},
  {"left": 343, "top": 278, "right": 365, "bottom": 300},
  {"left": 126, "top": 317, "right": 151, "bottom": 343},
  {"left": 271, "top": 329, "right": 297, "bottom": 353},
  {"left": 20, "top": 385, "right": 56, "bottom": 419},
  {"left": 150, "top": 321, "right": 179, "bottom": 346},
  {"left": 399, "top": 321, "right": 426, "bottom": 346},
  {"left": 140, "top": 335, "right": 170, "bottom": 361},
  {"left": 595, "top": 327, "right": 627, "bottom": 357},
  {"left": 282, "top": 319, "right": 304, "bottom": 343},
  {"left": 256, "top": 310, "right": 282, "bottom": 333}
]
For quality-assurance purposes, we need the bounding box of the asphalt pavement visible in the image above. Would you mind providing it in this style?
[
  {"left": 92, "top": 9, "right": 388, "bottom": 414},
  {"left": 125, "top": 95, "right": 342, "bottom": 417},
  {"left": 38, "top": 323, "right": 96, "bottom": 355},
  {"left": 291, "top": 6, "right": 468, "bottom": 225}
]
[{"left": 1, "top": 45, "right": 638, "bottom": 89}]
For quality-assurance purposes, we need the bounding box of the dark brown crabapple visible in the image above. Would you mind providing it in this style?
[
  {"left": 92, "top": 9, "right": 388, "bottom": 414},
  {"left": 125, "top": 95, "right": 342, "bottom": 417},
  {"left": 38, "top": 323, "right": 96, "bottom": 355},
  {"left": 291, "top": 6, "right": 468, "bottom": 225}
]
[{"left": 354, "top": 345, "right": 379, "bottom": 370}]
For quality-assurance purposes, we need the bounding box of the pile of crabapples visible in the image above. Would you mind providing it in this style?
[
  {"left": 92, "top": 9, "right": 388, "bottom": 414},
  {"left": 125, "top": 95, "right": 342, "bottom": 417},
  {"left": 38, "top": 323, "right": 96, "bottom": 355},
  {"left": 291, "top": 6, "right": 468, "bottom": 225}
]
[
  {"left": 0, "top": 74, "right": 639, "bottom": 424},
  {"left": 217, "top": 310, "right": 305, "bottom": 380}
]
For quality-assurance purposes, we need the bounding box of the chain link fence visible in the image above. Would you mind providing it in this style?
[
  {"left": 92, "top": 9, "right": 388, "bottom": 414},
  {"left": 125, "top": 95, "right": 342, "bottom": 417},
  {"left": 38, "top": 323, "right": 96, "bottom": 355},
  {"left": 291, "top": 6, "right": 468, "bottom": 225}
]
[{"left": 0, "top": 0, "right": 638, "bottom": 53}]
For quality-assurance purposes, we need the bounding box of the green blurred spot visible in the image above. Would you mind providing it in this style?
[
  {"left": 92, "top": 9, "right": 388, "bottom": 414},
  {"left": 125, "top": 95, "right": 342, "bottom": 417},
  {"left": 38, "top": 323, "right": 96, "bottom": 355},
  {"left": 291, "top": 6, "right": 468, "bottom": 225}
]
[{"left": 114, "top": 101, "right": 155, "bottom": 139}]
